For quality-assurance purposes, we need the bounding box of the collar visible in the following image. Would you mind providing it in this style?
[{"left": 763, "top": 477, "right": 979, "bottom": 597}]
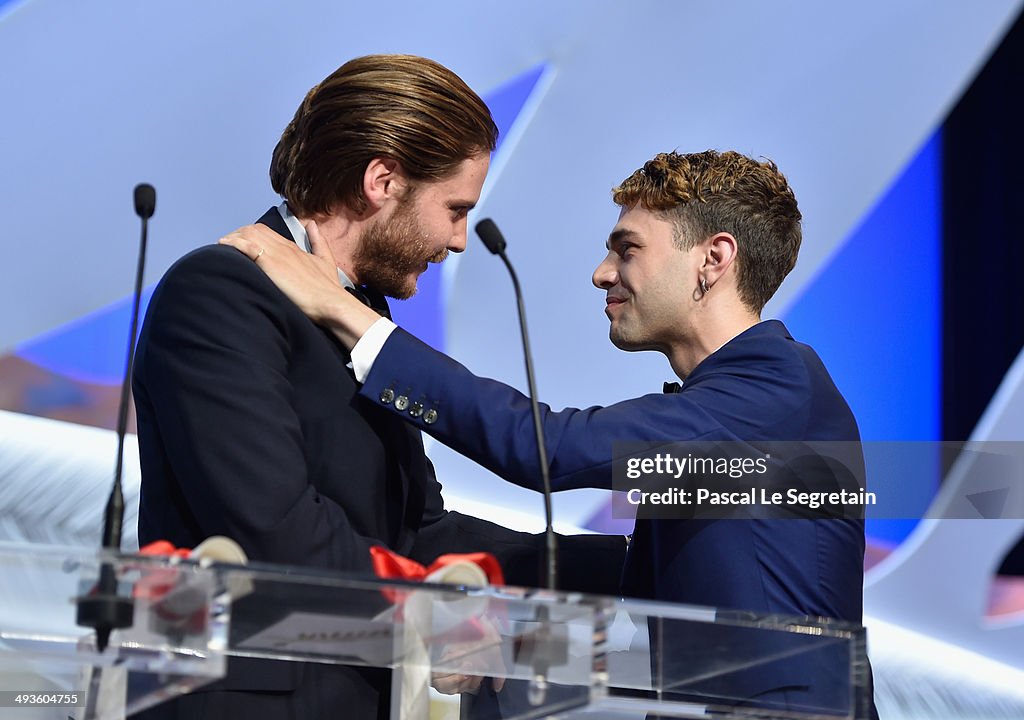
[
  {"left": 683, "top": 320, "right": 793, "bottom": 383},
  {"left": 276, "top": 201, "right": 354, "bottom": 289}
]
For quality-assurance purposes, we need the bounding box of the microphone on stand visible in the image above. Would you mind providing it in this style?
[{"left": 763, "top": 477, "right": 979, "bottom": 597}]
[
  {"left": 105, "top": 183, "right": 155, "bottom": 550},
  {"left": 77, "top": 183, "right": 156, "bottom": 656},
  {"left": 475, "top": 219, "right": 567, "bottom": 707},
  {"left": 475, "top": 218, "right": 556, "bottom": 591}
]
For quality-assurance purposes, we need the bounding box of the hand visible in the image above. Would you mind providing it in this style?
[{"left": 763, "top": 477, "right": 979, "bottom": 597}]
[
  {"left": 218, "top": 221, "right": 380, "bottom": 349},
  {"left": 430, "top": 615, "right": 507, "bottom": 695}
]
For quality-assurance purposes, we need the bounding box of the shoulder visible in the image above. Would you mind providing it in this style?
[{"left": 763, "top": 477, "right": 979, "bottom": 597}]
[
  {"left": 685, "top": 321, "right": 854, "bottom": 439},
  {"left": 161, "top": 243, "right": 264, "bottom": 287},
  {"left": 150, "top": 243, "right": 290, "bottom": 310},
  {"left": 141, "top": 243, "right": 304, "bottom": 349}
]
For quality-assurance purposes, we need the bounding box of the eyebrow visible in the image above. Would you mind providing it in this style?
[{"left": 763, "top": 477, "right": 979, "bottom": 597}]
[
  {"left": 606, "top": 228, "right": 639, "bottom": 250},
  {"left": 447, "top": 200, "right": 477, "bottom": 210}
]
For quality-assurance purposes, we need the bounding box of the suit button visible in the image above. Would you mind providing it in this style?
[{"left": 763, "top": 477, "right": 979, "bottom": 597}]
[
  {"left": 423, "top": 409, "right": 438, "bottom": 425},
  {"left": 379, "top": 388, "right": 395, "bottom": 404},
  {"left": 409, "top": 402, "right": 424, "bottom": 418},
  {"left": 395, "top": 395, "right": 409, "bottom": 411}
]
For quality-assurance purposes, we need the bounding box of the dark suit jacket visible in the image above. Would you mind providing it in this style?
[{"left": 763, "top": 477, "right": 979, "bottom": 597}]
[
  {"left": 133, "top": 208, "right": 624, "bottom": 720},
  {"left": 360, "top": 321, "right": 874, "bottom": 714}
]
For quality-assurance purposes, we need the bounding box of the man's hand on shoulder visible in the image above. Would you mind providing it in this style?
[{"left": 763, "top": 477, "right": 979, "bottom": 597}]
[{"left": 219, "top": 221, "right": 379, "bottom": 349}]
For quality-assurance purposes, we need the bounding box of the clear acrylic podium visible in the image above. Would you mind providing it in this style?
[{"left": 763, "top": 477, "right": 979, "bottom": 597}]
[{"left": 0, "top": 542, "right": 871, "bottom": 719}]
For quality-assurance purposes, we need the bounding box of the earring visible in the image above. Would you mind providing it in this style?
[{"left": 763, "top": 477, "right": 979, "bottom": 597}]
[{"left": 699, "top": 277, "right": 709, "bottom": 295}]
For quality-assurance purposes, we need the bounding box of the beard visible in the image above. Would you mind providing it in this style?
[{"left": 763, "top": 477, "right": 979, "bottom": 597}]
[{"left": 352, "top": 198, "right": 448, "bottom": 300}]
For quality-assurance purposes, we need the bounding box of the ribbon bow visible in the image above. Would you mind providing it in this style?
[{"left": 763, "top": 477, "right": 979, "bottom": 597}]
[{"left": 370, "top": 546, "right": 504, "bottom": 587}]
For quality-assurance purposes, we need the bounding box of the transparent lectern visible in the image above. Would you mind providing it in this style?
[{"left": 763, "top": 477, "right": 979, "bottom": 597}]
[{"left": 0, "top": 542, "right": 871, "bottom": 719}]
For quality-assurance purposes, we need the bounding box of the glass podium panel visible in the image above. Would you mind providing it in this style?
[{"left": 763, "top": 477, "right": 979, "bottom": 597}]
[
  {"left": 0, "top": 542, "right": 227, "bottom": 718},
  {"left": 212, "top": 562, "right": 869, "bottom": 719},
  {"left": 454, "top": 598, "right": 867, "bottom": 720},
  {"left": 0, "top": 542, "right": 870, "bottom": 719}
]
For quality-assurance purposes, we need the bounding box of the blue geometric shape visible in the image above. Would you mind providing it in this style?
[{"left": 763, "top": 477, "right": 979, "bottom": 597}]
[
  {"left": 782, "top": 130, "right": 943, "bottom": 546},
  {"left": 14, "top": 287, "right": 155, "bottom": 386},
  {"left": 390, "top": 63, "right": 549, "bottom": 351},
  {"left": 488, "top": 63, "right": 547, "bottom": 156}
]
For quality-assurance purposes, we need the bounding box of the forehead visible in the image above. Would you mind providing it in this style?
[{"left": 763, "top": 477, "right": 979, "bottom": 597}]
[{"left": 607, "top": 205, "right": 675, "bottom": 246}]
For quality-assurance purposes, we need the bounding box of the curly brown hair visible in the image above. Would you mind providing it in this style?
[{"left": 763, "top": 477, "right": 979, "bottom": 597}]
[
  {"left": 270, "top": 54, "right": 498, "bottom": 217},
  {"left": 613, "top": 150, "right": 802, "bottom": 312}
]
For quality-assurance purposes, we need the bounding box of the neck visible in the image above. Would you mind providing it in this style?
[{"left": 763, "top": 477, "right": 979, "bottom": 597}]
[
  {"left": 666, "top": 302, "right": 761, "bottom": 379},
  {"left": 296, "top": 210, "right": 366, "bottom": 284}
]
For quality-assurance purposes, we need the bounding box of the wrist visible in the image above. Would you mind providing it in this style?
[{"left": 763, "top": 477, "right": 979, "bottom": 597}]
[{"left": 322, "top": 297, "right": 379, "bottom": 350}]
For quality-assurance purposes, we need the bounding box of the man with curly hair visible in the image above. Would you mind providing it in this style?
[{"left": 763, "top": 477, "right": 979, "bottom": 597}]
[{"left": 223, "top": 149, "right": 876, "bottom": 717}]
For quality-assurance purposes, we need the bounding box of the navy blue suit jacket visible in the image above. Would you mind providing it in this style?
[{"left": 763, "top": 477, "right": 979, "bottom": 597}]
[{"left": 361, "top": 320, "right": 871, "bottom": 711}]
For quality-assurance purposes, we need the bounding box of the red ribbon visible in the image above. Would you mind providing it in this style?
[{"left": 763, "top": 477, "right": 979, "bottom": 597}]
[
  {"left": 131, "top": 540, "right": 208, "bottom": 634},
  {"left": 370, "top": 546, "right": 504, "bottom": 586},
  {"left": 134, "top": 541, "right": 191, "bottom": 600},
  {"left": 370, "top": 547, "right": 507, "bottom": 644},
  {"left": 138, "top": 540, "right": 192, "bottom": 559}
]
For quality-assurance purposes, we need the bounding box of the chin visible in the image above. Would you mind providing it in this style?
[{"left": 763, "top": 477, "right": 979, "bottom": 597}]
[
  {"left": 609, "top": 330, "right": 649, "bottom": 353},
  {"left": 394, "top": 277, "right": 419, "bottom": 300},
  {"left": 608, "top": 332, "right": 632, "bottom": 351}
]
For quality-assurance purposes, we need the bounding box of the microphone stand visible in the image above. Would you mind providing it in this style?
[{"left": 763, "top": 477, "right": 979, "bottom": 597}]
[
  {"left": 475, "top": 218, "right": 557, "bottom": 591},
  {"left": 475, "top": 219, "right": 566, "bottom": 707},
  {"left": 75, "top": 183, "right": 155, "bottom": 719}
]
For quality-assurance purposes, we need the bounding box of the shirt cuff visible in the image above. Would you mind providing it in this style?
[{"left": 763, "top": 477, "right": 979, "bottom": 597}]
[{"left": 351, "top": 318, "right": 398, "bottom": 383}]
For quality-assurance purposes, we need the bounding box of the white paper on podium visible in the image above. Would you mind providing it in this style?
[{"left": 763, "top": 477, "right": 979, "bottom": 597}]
[{"left": 235, "top": 612, "right": 394, "bottom": 667}]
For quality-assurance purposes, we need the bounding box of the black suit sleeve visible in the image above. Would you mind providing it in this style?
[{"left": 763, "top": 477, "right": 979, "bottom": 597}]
[
  {"left": 409, "top": 456, "right": 626, "bottom": 594},
  {"left": 134, "top": 246, "right": 374, "bottom": 572}
]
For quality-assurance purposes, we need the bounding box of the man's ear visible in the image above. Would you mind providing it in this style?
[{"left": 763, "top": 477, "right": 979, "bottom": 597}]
[
  {"left": 703, "top": 232, "right": 739, "bottom": 287},
  {"left": 362, "top": 157, "right": 407, "bottom": 212}
]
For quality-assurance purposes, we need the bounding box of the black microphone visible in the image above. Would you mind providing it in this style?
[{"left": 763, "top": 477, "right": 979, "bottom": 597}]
[
  {"left": 474, "top": 218, "right": 556, "bottom": 590},
  {"left": 475, "top": 221, "right": 567, "bottom": 709},
  {"left": 134, "top": 183, "right": 156, "bottom": 220},
  {"left": 106, "top": 183, "right": 155, "bottom": 550},
  {"left": 77, "top": 183, "right": 155, "bottom": 656},
  {"left": 475, "top": 219, "right": 506, "bottom": 255}
]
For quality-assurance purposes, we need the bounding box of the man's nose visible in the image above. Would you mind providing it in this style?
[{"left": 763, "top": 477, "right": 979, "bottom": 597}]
[
  {"left": 449, "top": 229, "right": 467, "bottom": 253},
  {"left": 593, "top": 257, "right": 618, "bottom": 289}
]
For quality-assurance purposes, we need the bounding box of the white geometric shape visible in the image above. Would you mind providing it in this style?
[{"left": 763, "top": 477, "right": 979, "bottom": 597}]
[
  {"left": 0, "top": 410, "right": 139, "bottom": 550},
  {"left": 865, "top": 345, "right": 1024, "bottom": 669}
]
